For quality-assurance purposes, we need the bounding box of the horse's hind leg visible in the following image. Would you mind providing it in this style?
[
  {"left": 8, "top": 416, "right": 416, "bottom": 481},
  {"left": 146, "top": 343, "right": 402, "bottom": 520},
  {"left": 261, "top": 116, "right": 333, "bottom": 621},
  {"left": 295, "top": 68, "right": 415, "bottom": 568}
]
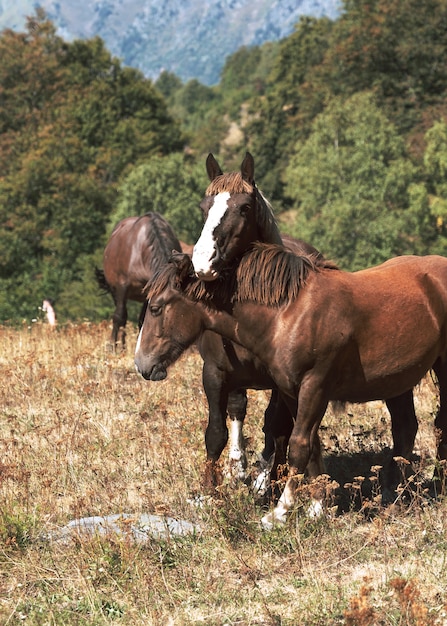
[
  {"left": 385, "top": 389, "right": 418, "bottom": 497},
  {"left": 111, "top": 287, "right": 127, "bottom": 351},
  {"left": 432, "top": 358, "right": 447, "bottom": 487},
  {"left": 252, "top": 390, "right": 289, "bottom": 497}
]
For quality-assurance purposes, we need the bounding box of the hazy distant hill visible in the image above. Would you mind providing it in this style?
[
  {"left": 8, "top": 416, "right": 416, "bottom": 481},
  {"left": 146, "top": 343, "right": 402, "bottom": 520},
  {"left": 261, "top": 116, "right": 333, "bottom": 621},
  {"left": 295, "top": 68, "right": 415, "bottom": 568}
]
[{"left": 0, "top": 0, "right": 340, "bottom": 85}]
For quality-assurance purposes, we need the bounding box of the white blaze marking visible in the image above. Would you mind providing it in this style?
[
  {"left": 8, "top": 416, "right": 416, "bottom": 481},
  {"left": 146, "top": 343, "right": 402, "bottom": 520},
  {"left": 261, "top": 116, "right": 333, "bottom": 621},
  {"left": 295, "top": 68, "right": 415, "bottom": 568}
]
[
  {"left": 192, "top": 192, "right": 230, "bottom": 276},
  {"left": 135, "top": 326, "right": 143, "bottom": 358}
]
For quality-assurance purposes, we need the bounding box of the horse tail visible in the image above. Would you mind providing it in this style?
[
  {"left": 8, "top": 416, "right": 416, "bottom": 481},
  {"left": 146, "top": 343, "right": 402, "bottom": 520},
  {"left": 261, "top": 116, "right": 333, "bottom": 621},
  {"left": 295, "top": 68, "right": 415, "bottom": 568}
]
[{"left": 95, "top": 267, "right": 111, "bottom": 294}]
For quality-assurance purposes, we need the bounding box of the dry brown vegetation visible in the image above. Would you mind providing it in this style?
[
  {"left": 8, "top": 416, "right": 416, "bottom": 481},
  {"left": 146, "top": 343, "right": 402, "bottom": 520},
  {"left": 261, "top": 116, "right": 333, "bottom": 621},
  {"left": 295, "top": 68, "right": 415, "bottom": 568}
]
[{"left": 1, "top": 322, "right": 447, "bottom": 625}]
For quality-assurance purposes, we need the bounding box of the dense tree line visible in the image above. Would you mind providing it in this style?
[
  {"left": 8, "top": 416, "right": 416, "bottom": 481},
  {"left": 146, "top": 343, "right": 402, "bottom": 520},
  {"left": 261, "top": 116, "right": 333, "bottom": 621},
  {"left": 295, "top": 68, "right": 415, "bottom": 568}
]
[{"left": 1, "top": 2, "right": 447, "bottom": 322}]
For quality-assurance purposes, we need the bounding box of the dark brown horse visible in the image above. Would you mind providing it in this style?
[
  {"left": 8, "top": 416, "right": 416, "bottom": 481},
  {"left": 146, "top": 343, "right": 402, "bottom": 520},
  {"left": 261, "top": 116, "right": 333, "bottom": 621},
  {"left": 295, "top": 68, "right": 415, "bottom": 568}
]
[
  {"left": 135, "top": 245, "right": 447, "bottom": 527},
  {"left": 191, "top": 152, "right": 325, "bottom": 490},
  {"left": 96, "top": 212, "right": 183, "bottom": 350},
  {"left": 197, "top": 235, "right": 324, "bottom": 494},
  {"left": 192, "top": 152, "right": 283, "bottom": 281}
]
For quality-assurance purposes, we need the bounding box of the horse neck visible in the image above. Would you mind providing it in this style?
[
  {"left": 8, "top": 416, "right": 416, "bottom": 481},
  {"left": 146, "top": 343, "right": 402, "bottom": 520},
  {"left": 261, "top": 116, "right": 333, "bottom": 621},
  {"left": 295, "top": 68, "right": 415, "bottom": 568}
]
[
  {"left": 198, "top": 299, "right": 269, "bottom": 358},
  {"left": 256, "top": 190, "right": 282, "bottom": 245},
  {"left": 197, "top": 302, "right": 239, "bottom": 343}
]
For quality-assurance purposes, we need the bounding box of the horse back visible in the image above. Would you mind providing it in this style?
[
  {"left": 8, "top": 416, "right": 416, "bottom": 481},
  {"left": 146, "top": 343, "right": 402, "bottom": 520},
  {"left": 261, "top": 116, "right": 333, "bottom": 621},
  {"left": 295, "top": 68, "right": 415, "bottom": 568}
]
[{"left": 103, "top": 213, "right": 182, "bottom": 298}]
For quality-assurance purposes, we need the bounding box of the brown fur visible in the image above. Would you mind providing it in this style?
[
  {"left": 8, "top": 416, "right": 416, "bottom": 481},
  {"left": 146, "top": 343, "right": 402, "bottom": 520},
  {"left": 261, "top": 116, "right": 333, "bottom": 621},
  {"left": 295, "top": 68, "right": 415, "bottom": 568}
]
[
  {"left": 147, "top": 244, "right": 335, "bottom": 309},
  {"left": 203, "top": 171, "right": 280, "bottom": 249}
]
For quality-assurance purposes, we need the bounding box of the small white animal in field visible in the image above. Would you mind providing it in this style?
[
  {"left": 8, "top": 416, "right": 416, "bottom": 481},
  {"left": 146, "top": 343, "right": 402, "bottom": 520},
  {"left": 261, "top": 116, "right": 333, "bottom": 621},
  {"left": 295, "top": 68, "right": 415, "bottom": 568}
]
[{"left": 42, "top": 299, "right": 57, "bottom": 327}]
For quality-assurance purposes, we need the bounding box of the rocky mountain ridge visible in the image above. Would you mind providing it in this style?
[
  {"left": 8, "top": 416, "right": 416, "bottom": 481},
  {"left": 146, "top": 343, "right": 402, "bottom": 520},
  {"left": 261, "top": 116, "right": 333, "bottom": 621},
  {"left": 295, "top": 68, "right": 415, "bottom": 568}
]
[{"left": 0, "top": 0, "right": 340, "bottom": 85}]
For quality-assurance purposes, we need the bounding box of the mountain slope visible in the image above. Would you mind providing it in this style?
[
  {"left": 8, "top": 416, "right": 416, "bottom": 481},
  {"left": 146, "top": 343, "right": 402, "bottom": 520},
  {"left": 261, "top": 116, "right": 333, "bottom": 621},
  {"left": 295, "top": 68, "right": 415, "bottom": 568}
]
[{"left": 0, "top": 0, "right": 340, "bottom": 85}]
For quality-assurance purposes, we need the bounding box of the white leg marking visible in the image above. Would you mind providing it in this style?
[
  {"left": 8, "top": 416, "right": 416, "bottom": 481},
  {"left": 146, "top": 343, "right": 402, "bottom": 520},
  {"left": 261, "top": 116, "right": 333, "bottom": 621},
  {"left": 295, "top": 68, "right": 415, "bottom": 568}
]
[
  {"left": 261, "top": 477, "right": 297, "bottom": 529},
  {"left": 251, "top": 453, "right": 275, "bottom": 496},
  {"left": 227, "top": 419, "right": 247, "bottom": 481},
  {"left": 252, "top": 467, "right": 270, "bottom": 496},
  {"left": 307, "top": 499, "right": 324, "bottom": 518}
]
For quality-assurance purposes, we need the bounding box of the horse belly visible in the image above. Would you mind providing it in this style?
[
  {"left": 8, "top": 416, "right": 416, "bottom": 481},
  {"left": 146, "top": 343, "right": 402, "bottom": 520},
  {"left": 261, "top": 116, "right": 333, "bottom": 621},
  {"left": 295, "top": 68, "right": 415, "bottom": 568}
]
[{"left": 335, "top": 334, "right": 443, "bottom": 403}]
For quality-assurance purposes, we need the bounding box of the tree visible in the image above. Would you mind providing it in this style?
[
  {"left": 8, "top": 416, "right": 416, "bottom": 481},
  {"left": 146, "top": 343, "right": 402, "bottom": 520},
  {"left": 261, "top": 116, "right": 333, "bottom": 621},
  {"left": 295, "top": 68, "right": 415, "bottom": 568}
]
[
  {"left": 0, "top": 11, "right": 184, "bottom": 322},
  {"left": 155, "top": 71, "right": 183, "bottom": 100},
  {"left": 327, "top": 0, "right": 447, "bottom": 132},
  {"left": 246, "top": 16, "right": 334, "bottom": 202},
  {"left": 283, "top": 92, "right": 431, "bottom": 270},
  {"left": 110, "top": 153, "right": 208, "bottom": 244},
  {"left": 409, "top": 120, "right": 447, "bottom": 256}
]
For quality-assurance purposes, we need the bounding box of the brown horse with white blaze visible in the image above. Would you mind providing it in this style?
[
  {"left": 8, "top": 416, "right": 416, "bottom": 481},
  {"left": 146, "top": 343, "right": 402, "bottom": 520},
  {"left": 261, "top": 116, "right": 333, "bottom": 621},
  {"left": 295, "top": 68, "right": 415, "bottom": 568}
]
[
  {"left": 135, "top": 245, "right": 447, "bottom": 527},
  {"left": 192, "top": 152, "right": 282, "bottom": 281}
]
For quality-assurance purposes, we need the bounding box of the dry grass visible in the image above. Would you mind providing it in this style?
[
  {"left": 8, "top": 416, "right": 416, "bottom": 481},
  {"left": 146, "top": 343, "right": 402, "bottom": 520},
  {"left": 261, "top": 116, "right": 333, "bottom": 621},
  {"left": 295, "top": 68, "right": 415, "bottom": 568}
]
[{"left": 0, "top": 322, "right": 446, "bottom": 625}]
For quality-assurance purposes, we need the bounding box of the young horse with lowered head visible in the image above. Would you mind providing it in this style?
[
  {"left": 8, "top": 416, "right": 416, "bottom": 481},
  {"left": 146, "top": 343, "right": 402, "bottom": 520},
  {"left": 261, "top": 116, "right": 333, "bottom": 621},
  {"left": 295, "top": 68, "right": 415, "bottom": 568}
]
[
  {"left": 97, "top": 209, "right": 319, "bottom": 494},
  {"left": 135, "top": 245, "right": 447, "bottom": 528}
]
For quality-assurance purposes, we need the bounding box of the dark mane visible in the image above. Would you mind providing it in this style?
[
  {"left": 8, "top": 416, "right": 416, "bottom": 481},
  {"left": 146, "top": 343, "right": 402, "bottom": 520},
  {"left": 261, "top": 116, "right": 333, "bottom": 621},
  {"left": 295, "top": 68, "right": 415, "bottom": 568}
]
[
  {"left": 147, "top": 244, "right": 337, "bottom": 309},
  {"left": 233, "top": 243, "right": 336, "bottom": 306},
  {"left": 139, "top": 212, "right": 181, "bottom": 270}
]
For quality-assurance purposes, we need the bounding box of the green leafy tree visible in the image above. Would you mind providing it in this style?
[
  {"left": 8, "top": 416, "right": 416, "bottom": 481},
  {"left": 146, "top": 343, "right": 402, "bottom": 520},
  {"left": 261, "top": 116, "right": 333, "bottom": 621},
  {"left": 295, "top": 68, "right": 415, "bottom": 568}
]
[
  {"left": 327, "top": 0, "right": 447, "bottom": 132},
  {"left": 155, "top": 71, "right": 183, "bottom": 101},
  {"left": 110, "top": 153, "right": 207, "bottom": 244},
  {"left": 246, "top": 16, "right": 334, "bottom": 202},
  {"left": 409, "top": 120, "right": 447, "bottom": 255},
  {"left": 283, "top": 92, "right": 431, "bottom": 269},
  {"left": 0, "top": 11, "right": 184, "bottom": 322}
]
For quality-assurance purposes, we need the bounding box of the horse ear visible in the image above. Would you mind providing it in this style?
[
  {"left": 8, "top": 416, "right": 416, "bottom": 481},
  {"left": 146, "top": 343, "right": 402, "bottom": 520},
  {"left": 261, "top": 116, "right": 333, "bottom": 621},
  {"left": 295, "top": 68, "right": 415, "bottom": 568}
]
[
  {"left": 241, "top": 152, "right": 255, "bottom": 184},
  {"left": 170, "top": 251, "right": 194, "bottom": 284},
  {"left": 206, "top": 153, "right": 223, "bottom": 180}
]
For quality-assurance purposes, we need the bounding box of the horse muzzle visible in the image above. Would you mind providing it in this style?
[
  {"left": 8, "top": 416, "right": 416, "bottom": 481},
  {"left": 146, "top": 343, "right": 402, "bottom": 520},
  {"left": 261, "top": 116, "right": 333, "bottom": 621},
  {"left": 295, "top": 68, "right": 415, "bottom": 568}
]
[
  {"left": 192, "top": 243, "right": 223, "bottom": 281},
  {"left": 135, "top": 359, "right": 167, "bottom": 381}
]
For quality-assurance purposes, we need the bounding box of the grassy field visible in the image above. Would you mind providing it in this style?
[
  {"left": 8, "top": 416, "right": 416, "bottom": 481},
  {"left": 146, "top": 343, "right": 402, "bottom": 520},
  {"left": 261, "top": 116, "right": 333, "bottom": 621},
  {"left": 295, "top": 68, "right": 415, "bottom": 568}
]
[{"left": 0, "top": 322, "right": 446, "bottom": 625}]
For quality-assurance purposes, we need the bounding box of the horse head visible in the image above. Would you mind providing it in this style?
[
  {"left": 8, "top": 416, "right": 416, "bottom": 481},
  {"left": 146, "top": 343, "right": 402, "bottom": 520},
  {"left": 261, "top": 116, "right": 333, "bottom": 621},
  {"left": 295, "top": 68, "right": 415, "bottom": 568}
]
[
  {"left": 192, "top": 152, "right": 280, "bottom": 281},
  {"left": 135, "top": 253, "right": 201, "bottom": 381}
]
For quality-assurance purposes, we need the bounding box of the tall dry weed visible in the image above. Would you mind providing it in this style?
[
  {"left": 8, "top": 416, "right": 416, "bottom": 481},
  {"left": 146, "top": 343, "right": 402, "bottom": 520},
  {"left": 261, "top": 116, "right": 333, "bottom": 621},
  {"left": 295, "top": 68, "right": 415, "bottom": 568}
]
[{"left": 0, "top": 322, "right": 446, "bottom": 625}]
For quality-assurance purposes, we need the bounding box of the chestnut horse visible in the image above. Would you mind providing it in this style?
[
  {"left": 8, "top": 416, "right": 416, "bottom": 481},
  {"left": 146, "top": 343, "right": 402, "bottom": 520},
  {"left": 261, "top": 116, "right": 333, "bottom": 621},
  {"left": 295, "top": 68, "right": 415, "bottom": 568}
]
[
  {"left": 135, "top": 246, "right": 447, "bottom": 527},
  {"left": 96, "top": 212, "right": 183, "bottom": 350},
  {"left": 96, "top": 211, "right": 318, "bottom": 492}
]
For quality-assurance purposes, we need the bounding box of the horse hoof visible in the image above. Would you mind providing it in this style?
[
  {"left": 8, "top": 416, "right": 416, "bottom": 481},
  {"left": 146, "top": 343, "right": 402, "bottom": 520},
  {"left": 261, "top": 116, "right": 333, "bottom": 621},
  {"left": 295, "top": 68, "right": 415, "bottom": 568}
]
[
  {"left": 307, "top": 499, "right": 324, "bottom": 518},
  {"left": 261, "top": 509, "right": 287, "bottom": 530},
  {"left": 251, "top": 468, "right": 270, "bottom": 496}
]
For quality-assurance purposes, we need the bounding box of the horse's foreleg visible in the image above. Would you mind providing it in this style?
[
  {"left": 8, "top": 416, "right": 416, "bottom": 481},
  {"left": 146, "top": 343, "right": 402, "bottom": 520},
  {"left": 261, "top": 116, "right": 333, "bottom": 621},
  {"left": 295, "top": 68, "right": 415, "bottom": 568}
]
[
  {"left": 259, "top": 389, "right": 279, "bottom": 465},
  {"left": 433, "top": 359, "right": 447, "bottom": 487},
  {"left": 202, "top": 366, "right": 230, "bottom": 492},
  {"left": 262, "top": 383, "right": 328, "bottom": 528},
  {"left": 385, "top": 389, "right": 418, "bottom": 497},
  {"left": 111, "top": 287, "right": 128, "bottom": 351}
]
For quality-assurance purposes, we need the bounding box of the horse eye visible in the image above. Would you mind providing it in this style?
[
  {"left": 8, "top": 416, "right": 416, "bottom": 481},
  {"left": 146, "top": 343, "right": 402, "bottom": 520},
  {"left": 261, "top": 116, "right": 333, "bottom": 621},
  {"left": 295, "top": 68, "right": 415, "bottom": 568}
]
[
  {"left": 150, "top": 304, "right": 163, "bottom": 317},
  {"left": 240, "top": 204, "right": 250, "bottom": 216}
]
